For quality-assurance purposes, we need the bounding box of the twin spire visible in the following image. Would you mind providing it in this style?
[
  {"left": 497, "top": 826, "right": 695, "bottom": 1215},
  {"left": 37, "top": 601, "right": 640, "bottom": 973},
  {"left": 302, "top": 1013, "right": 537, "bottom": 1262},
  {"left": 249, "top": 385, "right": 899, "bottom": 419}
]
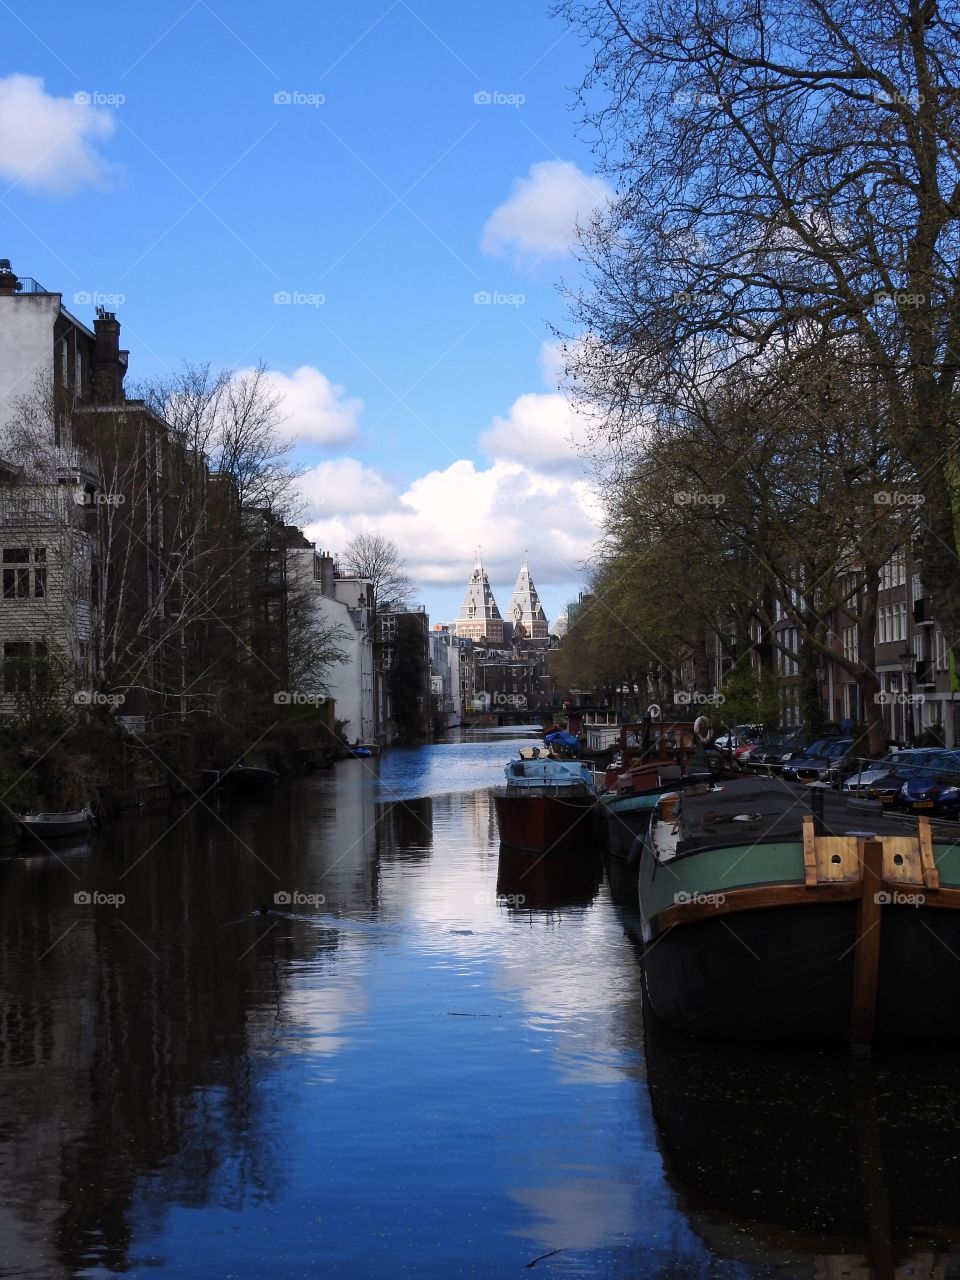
[{"left": 454, "top": 553, "right": 548, "bottom": 641}]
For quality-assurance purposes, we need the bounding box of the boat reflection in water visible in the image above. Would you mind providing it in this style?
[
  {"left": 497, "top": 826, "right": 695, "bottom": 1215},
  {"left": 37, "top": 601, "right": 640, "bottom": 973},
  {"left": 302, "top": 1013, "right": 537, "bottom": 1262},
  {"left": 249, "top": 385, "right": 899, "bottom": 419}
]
[
  {"left": 497, "top": 843, "right": 603, "bottom": 911},
  {"left": 642, "top": 1001, "right": 960, "bottom": 1277}
]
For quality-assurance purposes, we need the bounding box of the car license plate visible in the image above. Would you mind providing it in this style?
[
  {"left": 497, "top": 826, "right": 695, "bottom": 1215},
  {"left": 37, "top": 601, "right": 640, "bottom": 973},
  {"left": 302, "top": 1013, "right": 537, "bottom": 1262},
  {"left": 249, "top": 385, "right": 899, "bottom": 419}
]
[{"left": 913, "top": 800, "right": 934, "bottom": 809}]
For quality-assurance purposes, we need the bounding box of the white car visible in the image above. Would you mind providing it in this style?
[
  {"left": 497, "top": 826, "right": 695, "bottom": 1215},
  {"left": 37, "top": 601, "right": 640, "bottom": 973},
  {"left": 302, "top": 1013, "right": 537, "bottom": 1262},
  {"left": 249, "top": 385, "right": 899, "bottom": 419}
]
[{"left": 713, "top": 724, "right": 763, "bottom": 751}]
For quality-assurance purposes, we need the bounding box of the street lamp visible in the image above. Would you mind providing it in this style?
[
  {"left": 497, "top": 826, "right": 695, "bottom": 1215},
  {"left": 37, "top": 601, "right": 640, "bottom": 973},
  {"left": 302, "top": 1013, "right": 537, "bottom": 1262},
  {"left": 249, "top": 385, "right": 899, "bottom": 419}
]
[{"left": 900, "top": 647, "right": 914, "bottom": 746}]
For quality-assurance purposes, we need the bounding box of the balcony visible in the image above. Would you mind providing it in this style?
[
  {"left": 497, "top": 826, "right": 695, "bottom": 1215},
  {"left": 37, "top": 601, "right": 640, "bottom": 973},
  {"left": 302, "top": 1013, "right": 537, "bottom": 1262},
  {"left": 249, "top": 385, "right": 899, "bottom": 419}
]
[
  {"left": 914, "top": 597, "right": 934, "bottom": 626},
  {"left": 12, "top": 277, "right": 51, "bottom": 295},
  {"left": 915, "top": 659, "right": 935, "bottom": 686}
]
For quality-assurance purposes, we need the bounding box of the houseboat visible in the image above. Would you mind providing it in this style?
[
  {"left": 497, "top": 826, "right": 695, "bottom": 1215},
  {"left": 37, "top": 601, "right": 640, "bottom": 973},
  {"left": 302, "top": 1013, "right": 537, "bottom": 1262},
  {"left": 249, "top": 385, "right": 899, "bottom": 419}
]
[
  {"left": 637, "top": 774, "right": 960, "bottom": 1045},
  {"left": 600, "top": 716, "right": 713, "bottom": 859}
]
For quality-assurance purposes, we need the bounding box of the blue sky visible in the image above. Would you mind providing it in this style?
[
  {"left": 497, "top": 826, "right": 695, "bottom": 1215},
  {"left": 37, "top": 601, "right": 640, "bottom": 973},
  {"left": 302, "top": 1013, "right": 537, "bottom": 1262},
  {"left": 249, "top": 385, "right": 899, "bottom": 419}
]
[{"left": 0, "top": 1, "right": 606, "bottom": 625}]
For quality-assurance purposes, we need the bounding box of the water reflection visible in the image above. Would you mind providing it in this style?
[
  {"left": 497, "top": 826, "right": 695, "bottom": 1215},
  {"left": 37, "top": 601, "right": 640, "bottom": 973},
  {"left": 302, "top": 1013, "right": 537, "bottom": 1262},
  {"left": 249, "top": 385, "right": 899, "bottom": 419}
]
[
  {"left": 2, "top": 736, "right": 960, "bottom": 1278},
  {"left": 497, "top": 845, "right": 603, "bottom": 911},
  {"left": 641, "top": 985, "right": 960, "bottom": 1277}
]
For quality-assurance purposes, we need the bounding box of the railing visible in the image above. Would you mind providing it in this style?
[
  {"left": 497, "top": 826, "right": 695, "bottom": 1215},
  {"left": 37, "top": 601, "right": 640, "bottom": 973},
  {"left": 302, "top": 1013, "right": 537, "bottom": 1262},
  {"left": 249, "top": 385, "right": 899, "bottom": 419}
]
[{"left": 12, "top": 277, "right": 51, "bottom": 295}]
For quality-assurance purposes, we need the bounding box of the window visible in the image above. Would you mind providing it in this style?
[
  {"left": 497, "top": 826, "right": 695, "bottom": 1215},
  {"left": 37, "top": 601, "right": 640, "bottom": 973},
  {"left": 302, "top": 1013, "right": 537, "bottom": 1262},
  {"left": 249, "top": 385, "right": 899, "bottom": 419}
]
[
  {"left": 878, "top": 606, "right": 889, "bottom": 645},
  {"left": 3, "top": 642, "right": 31, "bottom": 693},
  {"left": 3, "top": 548, "right": 29, "bottom": 599},
  {"left": 895, "top": 600, "right": 907, "bottom": 643},
  {"left": 842, "top": 625, "right": 859, "bottom": 663},
  {"left": 936, "top": 629, "right": 949, "bottom": 672},
  {"left": 881, "top": 551, "right": 907, "bottom": 591},
  {"left": 2, "top": 547, "right": 46, "bottom": 600}
]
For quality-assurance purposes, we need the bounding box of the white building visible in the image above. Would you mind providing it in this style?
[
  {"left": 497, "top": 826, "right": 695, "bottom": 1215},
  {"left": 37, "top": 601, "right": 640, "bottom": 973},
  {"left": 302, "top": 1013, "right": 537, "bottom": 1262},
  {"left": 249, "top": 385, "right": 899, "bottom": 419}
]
[
  {"left": 288, "top": 546, "right": 377, "bottom": 744},
  {"left": 430, "top": 626, "right": 473, "bottom": 726}
]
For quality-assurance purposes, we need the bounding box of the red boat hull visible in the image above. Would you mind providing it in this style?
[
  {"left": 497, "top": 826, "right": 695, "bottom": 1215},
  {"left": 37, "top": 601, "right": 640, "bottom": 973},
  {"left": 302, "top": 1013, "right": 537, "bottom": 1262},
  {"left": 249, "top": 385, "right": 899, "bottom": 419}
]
[{"left": 493, "top": 792, "right": 596, "bottom": 854}]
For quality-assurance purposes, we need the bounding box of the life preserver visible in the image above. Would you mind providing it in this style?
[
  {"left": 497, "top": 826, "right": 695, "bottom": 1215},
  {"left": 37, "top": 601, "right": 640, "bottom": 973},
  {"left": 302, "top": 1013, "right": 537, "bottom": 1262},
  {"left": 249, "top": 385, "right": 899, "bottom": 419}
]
[
  {"left": 694, "top": 715, "right": 711, "bottom": 743},
  {"left": 647, "top": 704, "right": 662, "bottom": 721}
]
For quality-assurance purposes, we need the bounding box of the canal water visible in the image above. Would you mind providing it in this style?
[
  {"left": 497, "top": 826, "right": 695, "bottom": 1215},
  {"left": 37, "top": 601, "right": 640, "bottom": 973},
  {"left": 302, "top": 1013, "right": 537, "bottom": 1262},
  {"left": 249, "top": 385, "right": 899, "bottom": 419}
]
[{"left": 1, "top": 731, "right": 960, "bottom": 1278}]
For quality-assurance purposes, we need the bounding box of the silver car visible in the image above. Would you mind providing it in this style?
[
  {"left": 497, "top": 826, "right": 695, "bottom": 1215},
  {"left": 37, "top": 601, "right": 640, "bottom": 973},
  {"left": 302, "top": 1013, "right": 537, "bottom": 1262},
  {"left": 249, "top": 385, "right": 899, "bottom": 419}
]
[{"left": 841, "top": 749, "right": 921, "bottom": 796}]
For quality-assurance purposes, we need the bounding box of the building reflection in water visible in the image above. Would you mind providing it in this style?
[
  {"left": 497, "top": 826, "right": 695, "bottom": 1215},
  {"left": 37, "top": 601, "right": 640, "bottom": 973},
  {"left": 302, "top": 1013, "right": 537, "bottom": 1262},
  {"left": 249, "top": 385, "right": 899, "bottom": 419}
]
[{"left": 0, "top": 772, "right": 384, "bottom": 1278}]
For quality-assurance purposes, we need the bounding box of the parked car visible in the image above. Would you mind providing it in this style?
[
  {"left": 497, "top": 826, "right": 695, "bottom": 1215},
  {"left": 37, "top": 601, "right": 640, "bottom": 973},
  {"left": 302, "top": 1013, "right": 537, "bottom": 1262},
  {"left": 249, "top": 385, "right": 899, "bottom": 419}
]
[
  {"left": 842, "top": 749, "right": 920, "bottom": 796},
  {"left": 748, "top": 727, "right": 808, "bottom": 775},
  {"left": 734, "top": 736, "right": 765, "bottom": 763},
  {"left": 866, "top": 750, "right": 959, "bottom": 806},
  {"left": 781, "top": 737, "right": 855, "bottom": 785},
  {"left": 898, "top": 752, "right": 960, "bottom": 815},
  {"left": 713, "top": 724, "right": 764, "bottom": 752}
]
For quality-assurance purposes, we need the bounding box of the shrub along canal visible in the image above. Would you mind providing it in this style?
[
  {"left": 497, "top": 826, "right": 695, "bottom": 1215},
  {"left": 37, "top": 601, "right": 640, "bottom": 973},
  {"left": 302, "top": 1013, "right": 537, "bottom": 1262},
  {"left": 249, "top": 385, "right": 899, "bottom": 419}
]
[{"left": 1, "top": 730, "right": 959, "bottom": 1277}]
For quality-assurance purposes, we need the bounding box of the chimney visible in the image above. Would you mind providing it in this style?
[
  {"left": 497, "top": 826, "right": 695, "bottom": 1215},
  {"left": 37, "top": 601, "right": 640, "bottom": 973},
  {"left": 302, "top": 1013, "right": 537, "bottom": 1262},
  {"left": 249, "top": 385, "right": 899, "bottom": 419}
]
[
  {"left": 0, "top": 259, "right": 18, "bottom": 296},
  {"left": 93, "top": 309, "right": 126, "bottom": 402},
  {"left": 319, "top": 553, "right": 336, "bottom": 598}
]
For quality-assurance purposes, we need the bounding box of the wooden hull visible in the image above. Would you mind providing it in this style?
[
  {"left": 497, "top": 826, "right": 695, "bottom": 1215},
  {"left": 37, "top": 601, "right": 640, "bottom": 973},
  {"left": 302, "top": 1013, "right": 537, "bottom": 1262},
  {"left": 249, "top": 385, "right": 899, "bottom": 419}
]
[
  {"left": 643, "top": 900, "right": 960, "bottom": 1043},
  {"left": 639, "top": 830, "right": 960, "bottom": 1044},
  {"left": 493, "top": 791, "right": 596, "bottom": 854}
]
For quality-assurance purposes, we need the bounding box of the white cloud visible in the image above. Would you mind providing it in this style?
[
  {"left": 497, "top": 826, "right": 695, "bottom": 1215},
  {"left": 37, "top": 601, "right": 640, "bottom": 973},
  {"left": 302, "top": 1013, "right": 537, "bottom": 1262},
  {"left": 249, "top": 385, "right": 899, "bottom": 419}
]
[
  {"left": 302, "top": 455, "right": 601, "bottom": 604},
  {"left": 481, "top": 160, "right": 612, "bottom": 262},
  {"left": 299, "top": 458, "right": 401, "bottom": 518},
  {"left": 480, "top": 391, "right": 594, "bottom": 473},
  {"left": 262, "top": 366, "right": 363, "bottom": 447},
  {"left": 0, "top": 75, "right": 118, "bottom": 194}
]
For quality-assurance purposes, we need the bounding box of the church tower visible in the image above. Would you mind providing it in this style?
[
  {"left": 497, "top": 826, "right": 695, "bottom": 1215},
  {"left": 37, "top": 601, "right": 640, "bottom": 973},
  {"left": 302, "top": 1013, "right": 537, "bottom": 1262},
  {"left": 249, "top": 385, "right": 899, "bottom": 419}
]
[
  {"left": 508, "top": 555, "right": 549, "bottom": 641},
  {"left": 454, "top": 552, "right": 504, "bottom": 643}
]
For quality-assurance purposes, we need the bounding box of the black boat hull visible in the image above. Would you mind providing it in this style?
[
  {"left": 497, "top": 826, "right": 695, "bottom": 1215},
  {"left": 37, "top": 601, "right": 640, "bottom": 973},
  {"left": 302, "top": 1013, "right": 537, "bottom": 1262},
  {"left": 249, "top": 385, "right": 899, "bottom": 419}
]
[{"left": 644, "top": 901, "right": 960, "bottom": 1044}]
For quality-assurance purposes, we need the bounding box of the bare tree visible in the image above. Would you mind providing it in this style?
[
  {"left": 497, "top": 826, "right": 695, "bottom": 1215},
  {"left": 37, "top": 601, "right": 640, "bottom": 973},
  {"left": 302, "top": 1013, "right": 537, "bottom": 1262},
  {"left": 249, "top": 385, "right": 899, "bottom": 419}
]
[
  {"left": 341, "top": 533, "right": 412, "bottom": 610},
  {"left": 557, "top": 0, "right": 960, "bottom": 652}
]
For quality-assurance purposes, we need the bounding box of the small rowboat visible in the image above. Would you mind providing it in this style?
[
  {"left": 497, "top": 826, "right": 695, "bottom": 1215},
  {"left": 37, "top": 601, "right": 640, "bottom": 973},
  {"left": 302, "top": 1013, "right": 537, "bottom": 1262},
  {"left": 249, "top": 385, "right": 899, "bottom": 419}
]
[
  {"left": 19, "top": 806, "right": 95, "bottom": 839},
  {"left": 220, "top": 763, "right": 279, "bottom": 791}
]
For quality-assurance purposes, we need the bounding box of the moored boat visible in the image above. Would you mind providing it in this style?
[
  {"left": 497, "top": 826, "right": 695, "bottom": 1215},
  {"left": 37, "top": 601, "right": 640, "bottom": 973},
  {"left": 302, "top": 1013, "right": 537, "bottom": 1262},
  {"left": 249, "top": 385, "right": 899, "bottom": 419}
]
[
  {"left": 637, "top": 774, "right": 960, "bottom": 1045},
  {"left": 601, "top": 717, "right": 713, "bottom": 860},
  {"left": 19, "top": 806, "right": 95, "bottom": 840},
  {"left": 493, "top": 746, "right": 597, "bottom": 854},
  {"left": 219, "top": 762, "right": 279, "bottom": 791}
]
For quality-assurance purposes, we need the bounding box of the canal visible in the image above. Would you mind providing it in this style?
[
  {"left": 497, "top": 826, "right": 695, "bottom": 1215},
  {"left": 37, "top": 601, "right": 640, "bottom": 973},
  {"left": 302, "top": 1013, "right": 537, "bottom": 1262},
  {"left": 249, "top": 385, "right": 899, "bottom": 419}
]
[{"left": 1, "top": 731, "right": 959, "bottom": 1277}]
